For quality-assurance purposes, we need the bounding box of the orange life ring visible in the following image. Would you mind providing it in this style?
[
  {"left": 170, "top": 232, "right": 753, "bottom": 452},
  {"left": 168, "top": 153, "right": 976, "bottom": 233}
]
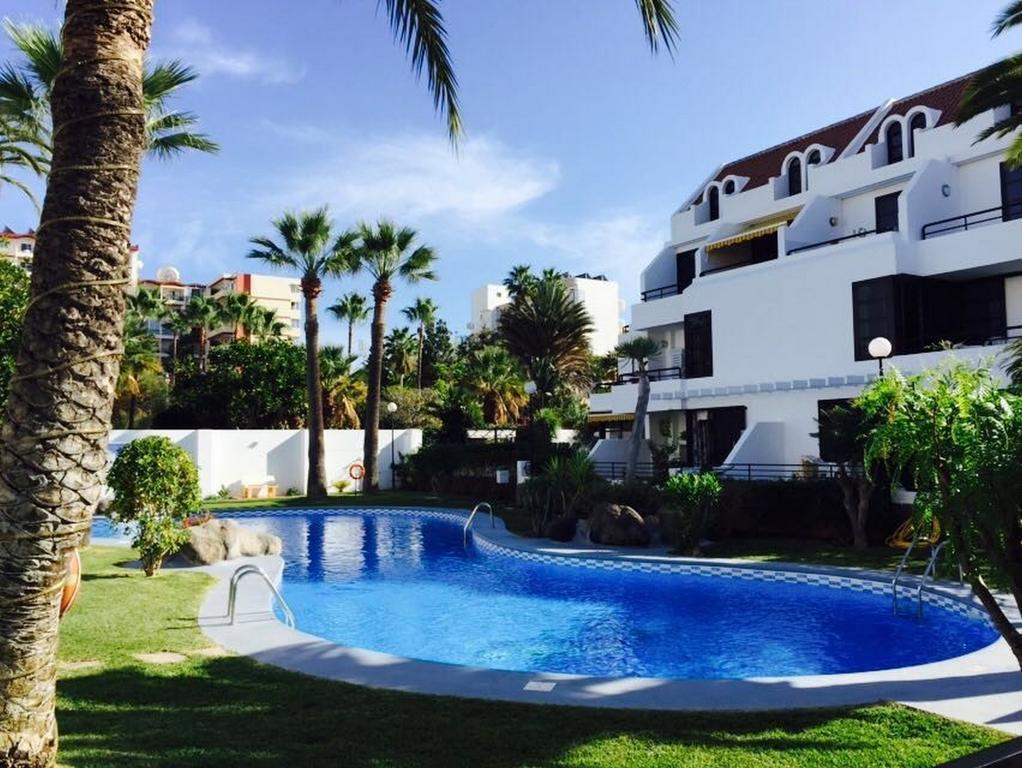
[
  {"left": 60, "top": 549, "right": 82, "bottom": 619},
  {"left": 349, "top": 462, "right": 365, "bottom": 481}
]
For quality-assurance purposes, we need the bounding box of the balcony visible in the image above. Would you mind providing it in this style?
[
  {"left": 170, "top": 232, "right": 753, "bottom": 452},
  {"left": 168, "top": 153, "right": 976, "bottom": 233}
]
[
  {"left": 641, "top": 283, "right": 680, "bottom": 302},
  {"left": 787, "top": 228, "right": 881, "bottom": 255},
  {"left": 921, "top": 205, "right": 1011, "bottom": 239},
  {"left": 612, "top": 366, "right": 684, "bottom": 386}
]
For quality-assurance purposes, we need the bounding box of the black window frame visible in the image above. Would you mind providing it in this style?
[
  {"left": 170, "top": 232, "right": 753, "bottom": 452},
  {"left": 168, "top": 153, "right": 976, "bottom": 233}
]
[
  {"left": 683, "top": 310, "right": 713, "bottom": 378},
  {"left": 886, "top": 122, "right": 904, "bottom": 164},
  {"left": 676, "top": 249, "right": 696, "bottom": 295},
  {"left": 787, "top": 157, "right": 802, "bottom": 197},
  {"left": 875, "top": 191, "right": 901, "bottom": 234},
  {"left": 1000, "top": 161, "right": 1022, "bottom": 221},
  {"left": 708, "top": 186, "right": 719, "bottom": 221},
  {"left": 908, "top": 113, "right": 926, "bottom": 157},
  {"left": 723, "top": 179, "right": 735, "bottom": 195}
]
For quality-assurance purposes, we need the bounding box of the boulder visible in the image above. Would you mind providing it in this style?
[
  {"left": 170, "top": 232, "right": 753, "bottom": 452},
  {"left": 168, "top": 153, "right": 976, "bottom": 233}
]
[
  {"left": 179, "top": 519, "right": 282, "bottom": 565},
  {"left": 588, "top": 502, "right": 650, "bottom": 547},
  {"left": 545, "top": 513, "right": 577, "bottom": 543}
]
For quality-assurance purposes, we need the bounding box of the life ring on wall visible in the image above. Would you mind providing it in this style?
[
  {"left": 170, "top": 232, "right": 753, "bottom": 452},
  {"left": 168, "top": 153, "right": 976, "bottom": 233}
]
[
  {"left": 348, "top": 462, "right": 365, "bottom": 481},
  {"left": 60, "top": 549, "right": 82, "bottom": 619}
]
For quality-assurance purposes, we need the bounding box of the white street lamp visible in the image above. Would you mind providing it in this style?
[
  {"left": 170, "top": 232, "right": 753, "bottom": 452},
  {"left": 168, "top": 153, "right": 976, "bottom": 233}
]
[{"left": 868, "top": 336, "right": 892, "bottom": 376}]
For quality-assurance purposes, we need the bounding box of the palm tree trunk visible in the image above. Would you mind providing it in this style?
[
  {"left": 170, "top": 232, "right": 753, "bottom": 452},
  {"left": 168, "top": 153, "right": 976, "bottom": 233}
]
[
  {"left": 416, "top": 324, "right": 424, "bottom": 389},
  {"left": 625, "top": 367, "right": 650, "bottom": 482},
  {"left": 170, "top": 332, "right": 179, "bottom": 387},
  {"left": 363, "top": 282, "right": 390, "bottom": 493},
  {"left": 303, "top": 280, "right": 328, "bottom": 498},
  {"left": 347, "top": 320, "right": 354, "bottom": 358},
  {"left": 128, "top": 394, "right": 137, "bottom": 430},
  {"left": 0, "top": 3, "right": 152, "bottom": 765}
]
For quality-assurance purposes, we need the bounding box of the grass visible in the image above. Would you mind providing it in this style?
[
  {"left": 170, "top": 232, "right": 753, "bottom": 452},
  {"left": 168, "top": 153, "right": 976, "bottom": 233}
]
[{"left": 55, "top": 546, "right": 1006, "bottom": 767}]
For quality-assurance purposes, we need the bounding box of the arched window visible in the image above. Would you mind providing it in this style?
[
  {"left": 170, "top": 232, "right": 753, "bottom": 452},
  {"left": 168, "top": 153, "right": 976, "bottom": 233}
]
[
  {"left": 805, "top": 150, "right": 821, "bottom": 191},
  {"left": 886, "top": 122, "right": 904, "bottom": 164},
  {"left": 723, "top": 179, "right": 735, "bottom": 195},
  {"left": 787, "top": 157, "right": 802, "bottom": 196},
  {"left": 708, "top": 186, "right": 720, "bottom": 221},
  {"left": 908, "top": 113, "right": 926, "bottom": 157}
]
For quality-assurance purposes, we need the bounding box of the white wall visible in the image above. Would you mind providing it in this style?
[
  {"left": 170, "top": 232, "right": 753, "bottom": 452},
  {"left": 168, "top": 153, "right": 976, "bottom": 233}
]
[{"left": 107, "top": 429, "right": 423, "bottom": 497}]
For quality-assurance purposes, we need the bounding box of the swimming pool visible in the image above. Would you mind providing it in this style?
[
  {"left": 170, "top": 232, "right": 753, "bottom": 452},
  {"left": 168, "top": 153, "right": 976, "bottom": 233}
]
[{"left": 130, "top": 507, "right": 996, "bottom": 680}]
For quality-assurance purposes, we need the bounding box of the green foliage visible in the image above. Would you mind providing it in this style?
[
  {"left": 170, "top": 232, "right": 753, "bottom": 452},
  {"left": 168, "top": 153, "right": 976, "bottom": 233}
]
[
  {"left": 332, "top": 479, "right": 351, "bottom": 494},
  {"left": 599, "top": 479, "right": 664, "bottom": 517},
  {"left": 428, "top": 379, "right": 484, "bottom": 443},
  {"left": 857, "top": 359, "right": 1022, "bottom": 659},
  {"left": 521, "top": 451, "right": 604, "bottom": 534},
  {"left": 106, "top": 436, "right": 201, "bottom": 576},
  {"left": 383, "top": 326, "right": 419, "bottom": 387},
  {"left": 381, "top": 386, "right": 441, "bottom": 430},
  {"left": 0, "top": 260, "right": 29, "bottom": 413},
  {"left": 661, "top": 472, "right": 723, "bottom": 554},
  {"left": 399, "top": 442, "right": 516, "bottom": 495}
]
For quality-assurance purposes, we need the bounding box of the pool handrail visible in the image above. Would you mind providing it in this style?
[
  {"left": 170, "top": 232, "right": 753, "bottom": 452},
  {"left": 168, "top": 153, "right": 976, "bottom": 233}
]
[
  {"left": 463, "top": 502, "right": 494, "bottom": 545},
  {"left": 891, "top": 531, "right": 919, "bottom": 612},
  {"left": 915, "top": 540, "right": 948, "bottom": 618},
  {"left": 227, "top": 563, "right": 296, "bottom": 629}
]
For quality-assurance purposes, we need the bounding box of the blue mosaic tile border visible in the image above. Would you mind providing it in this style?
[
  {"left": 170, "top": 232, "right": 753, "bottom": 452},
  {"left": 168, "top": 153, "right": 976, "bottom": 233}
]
[{"left": 218, "top": 506, "right": 988, "bottom": 623}]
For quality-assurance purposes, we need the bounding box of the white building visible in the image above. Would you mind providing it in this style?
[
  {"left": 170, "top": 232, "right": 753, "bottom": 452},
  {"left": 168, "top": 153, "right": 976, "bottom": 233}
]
[
  {"left": 468, "top": 273, "right": 624, "bottom": 356},
  {"left": 590, "top": 72, "right": 1022, "bottom": 473},
  {"left": 1, "top": 226, "right": 143, "bottom": 285}
]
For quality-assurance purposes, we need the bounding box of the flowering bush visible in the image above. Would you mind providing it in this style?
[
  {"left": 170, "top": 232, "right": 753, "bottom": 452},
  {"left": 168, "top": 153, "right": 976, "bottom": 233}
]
[{"left": 661, "top": 472, "right": 722, "bottom": 555}]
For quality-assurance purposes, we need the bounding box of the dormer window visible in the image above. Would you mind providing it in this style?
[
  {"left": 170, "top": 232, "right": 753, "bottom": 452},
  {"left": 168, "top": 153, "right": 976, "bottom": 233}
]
[
  {"left": 886, "top": 122, "right": 904, "bottom": 164},
  {"left": 908, "top": 113, "right": 926, "bottom": 157},
  {"left": 723, "top": 179, "right": 735, "bottom": 195},
  {"left": 708, "top": 186, "right": 720, "bottom": 221},
  {"left": 787, "top": 157, "right": 802, "bottom": 196}
]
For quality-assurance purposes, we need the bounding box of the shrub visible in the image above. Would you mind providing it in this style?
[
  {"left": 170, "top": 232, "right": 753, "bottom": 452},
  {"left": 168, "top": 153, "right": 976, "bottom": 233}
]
[
  {"left": 661, "top": 472, "right": 722, "bottom": 555},
  {"left": 285, "top": 486, "right": 300, "bottom": 497},
  {"left": 521, "top": 452, "right": 605, "bottom": 535},
  {"left": 106, "top": 436, "right": 201, "bottom": 575},
  {"left": 216, "top": 485, "right": 231, "bottom": 500},
  {"left": 599, "top": 478, "right": 664, "bottom": 517},
  {"left": 332, "top": 479, "right": 351, "bottom": 494}
]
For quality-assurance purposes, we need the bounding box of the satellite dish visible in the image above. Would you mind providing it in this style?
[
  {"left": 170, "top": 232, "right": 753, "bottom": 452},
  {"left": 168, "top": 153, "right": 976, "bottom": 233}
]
[{"left": 156, "top": 265, "right": 180, "bottom": 283}]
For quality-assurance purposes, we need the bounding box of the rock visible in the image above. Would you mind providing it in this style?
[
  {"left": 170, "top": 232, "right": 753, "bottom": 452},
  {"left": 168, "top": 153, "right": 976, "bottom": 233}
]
[
  {"left": 179, "top": 519, "right": 281, "bottom": 565},
  {"left": 588, "top": 502, "right": 651, "bottom": 547},
  {"left": 545, "top": 513, "right": 577, "bottom": 542}
]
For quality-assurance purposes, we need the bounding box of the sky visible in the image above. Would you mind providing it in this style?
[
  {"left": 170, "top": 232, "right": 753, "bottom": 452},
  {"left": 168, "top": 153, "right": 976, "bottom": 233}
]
[{"left": 1, "top": 0, "right": 1019, "bottom": 351}]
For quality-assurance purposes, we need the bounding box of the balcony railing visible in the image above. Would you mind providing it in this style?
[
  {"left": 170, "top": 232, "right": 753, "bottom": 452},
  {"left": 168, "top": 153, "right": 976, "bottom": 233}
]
[
  {"left": 787, "top": 228, "right": 880, "bottom": 255},
  {"left": 615, "top": 366, "right": 683, "bottom": 385},
  {"left": 641, "top": 283, "right": 679, "bottom": 302},
  {"left": 714, "top": 463, "right": 861, "bottom": 481},
  {"left": 920, "top": 205, "right": 1011, "bottom": 239}
]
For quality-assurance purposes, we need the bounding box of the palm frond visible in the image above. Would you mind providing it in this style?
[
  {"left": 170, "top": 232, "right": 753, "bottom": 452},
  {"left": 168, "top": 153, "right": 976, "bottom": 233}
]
[
  {"left": 634, "top": 0, "right": 679, "bottom": 54},
  {"left": 993, "top": 0, "right": 1022, "bottom": 36},
  {"left": 247, "top": 237, "right": 297, "bottom": 269},
  {"left": 956, "top": 54, "right": 1022, "bottom": 126},
  {"left": 3, "top": 22, "right": 61, "bottom": 93},
  {"left": 143, "top": 60, "right": 200, "bottom": 107},
  {"left": 0, "top": 172, "right": 39, "bottom": 210},
  {"left": 382, "top": 0, "right": 461, "bottom": 141},
  {"left": 147, "top": 130, "right": 220, "bottom": 160}
]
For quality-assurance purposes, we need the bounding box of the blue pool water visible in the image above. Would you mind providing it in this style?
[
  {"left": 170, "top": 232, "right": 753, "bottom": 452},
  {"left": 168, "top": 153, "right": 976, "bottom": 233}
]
[{"left": 92, "top": 509, "right": 998, "bottom": 678}]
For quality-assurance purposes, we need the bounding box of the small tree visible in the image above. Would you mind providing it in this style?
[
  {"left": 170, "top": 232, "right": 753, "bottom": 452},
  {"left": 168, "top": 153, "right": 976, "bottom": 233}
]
[
  {"left": 858, "top": 360, "right": 1022, "bottom": 668},
  {"left": 615, "top": 336, "right": 662, "bottom": 482},
  {"left": 814, "top": 402, "right": 876, "bottom": 549},
  {"left": 661, "top": 472, "right": 722, "bottom": 555},
  {"left": 106, "top": 436, "right": 201, "bottom": 576}
]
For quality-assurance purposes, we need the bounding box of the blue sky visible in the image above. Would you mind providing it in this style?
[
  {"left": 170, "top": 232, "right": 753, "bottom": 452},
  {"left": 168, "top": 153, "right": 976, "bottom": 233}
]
[{"left": 1, "top": 0, "right": 1019, "bottom": 350}]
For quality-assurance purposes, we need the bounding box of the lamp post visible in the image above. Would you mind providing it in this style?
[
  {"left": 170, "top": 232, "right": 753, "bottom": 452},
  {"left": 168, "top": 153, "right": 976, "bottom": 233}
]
[
  {"left": 868, "top": 336, "right": 892, "bottom": 376},
  {"left": 386, "top": 401, "right": 398, "bottom": 491}
]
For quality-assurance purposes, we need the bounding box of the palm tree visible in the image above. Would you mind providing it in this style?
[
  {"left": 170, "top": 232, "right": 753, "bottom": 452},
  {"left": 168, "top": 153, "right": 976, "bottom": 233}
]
[
  {"left": 125, "top": 286, "right": 165, "bottom": 322},
  {"left": 182, "top": 294, "right": 223, "bottom": 372},
  {"left": 0, "top": 116, "right": 46, "bottom": 206},
  {"left": 327, "top": 291, "right": 370, "bottom": 356},
  {"left": 0, "top": 21, "right": 218, "bottom": 162},
  {"left": 321, "top": 345, "right": 365, "bottom": 428},
  {"left": 464, "top": 345, "right": 528, "bottom": 426},
  {"left": 350, "top": 220, "right": 438, "bottom": 492},
  {"left": 163, "top": 311, "right": 193, "bottom": 385},
  {"left": 402, "top": 297, "right": 438, "bottom": 388},
  {"left": 0, "top": 2, "right": 677, "bottom": 760},
  {"left": 248, "top": 208, "right": 358, "bottom": 498},
  {"left": 218, "top": 292, "right": 259, "bottom": 340},
  {"left": 502, "top": 264, "right": 536, "bottom": 299},
  {"left": 114, "top": 315, "right": 164, "bottom": 428},
  {"left": 384, "top": 326, "right": 419, "bottom": 388},
  {"left": 615, "top": 336, "right": 662, "bottom": 481},
  {"left": 498, "top": 277, "right": 594, "bottom": 403},
  {"left": 248, "top": 305, "right": 286, "bottom": 341}
]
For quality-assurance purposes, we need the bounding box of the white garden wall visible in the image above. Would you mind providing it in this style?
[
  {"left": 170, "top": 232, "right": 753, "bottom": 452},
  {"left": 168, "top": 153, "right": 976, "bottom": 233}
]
[{"left": 107, "top": 428, "right": 423, "bottom": 497}]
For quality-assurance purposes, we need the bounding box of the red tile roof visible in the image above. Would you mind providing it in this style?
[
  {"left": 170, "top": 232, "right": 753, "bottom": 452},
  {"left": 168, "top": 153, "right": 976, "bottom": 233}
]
[{"left": 709, "top": 72, "right": 977, "bottom": 193}]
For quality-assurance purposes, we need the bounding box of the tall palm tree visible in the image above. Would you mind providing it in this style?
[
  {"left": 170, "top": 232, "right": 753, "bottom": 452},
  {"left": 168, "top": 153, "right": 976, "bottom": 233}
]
[
  {"left": 498, "top": 277, "right": 594, "bottom": 403},
  {"left": 248, "top": 305, "right": 286, "bottom": 341},
  {"left": 327, "top": 291, "right": 370, "bottom": 357},
  {"left": 321, "top": 345, "right": 365, "bottom": 428},
  {"left": 218, "top": 292, "right": 259, "bottom": 340},
  {"left": 615, "top": 336, "right": 662, "bottom": 481},
  {"left": 114, "top": 315, "right": 163, "bottom": 429},
  {"left": 402, "top": 296, "right": 438, "bottom": 388},
  {"left": 182, "top": 294, "right": 223, "bottom": 372},
  {"left": 350, "top": 220, "right": 437, "bottom": 492},
  {"left": 502, "top": 264, "right": 536, "bottom": 299},
  {"left": 0, "top": 21, "right": 218, "bottom": 162},
  {"left": 464, "top": 345, "right": 529, "bottom": 426},
  {"left": 248, "top": 208, "right": 358, "bottom": 498},
  {"left": 384, "top": 326, "right": 419, "bottom": 388},
  {"left": 0, "top": 2, "right": 678, "bottom": 761}
]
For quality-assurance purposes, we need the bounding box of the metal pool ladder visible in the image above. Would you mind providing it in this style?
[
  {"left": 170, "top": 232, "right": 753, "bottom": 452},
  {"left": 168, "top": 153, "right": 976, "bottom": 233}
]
[
  {"left": 463, "top": 502, "right": 494, "bottom": 545},
  {"left": 891, "top": 534, "right": 948, "bottom": 617},
  {"left": 227, "top": 563, "right": 296, "bottom": 629}
]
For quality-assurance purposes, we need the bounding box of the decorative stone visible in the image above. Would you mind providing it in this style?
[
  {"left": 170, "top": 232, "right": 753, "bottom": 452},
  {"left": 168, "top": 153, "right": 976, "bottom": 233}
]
[
  {"left": 545, "top": 513, "right": 577, "bottom": 543},
  {"left": 178, "top": 519, "right": 282, "bottom": 565},
  {"left": 588, "top": 502, "right": 651, "bottom": 547}
]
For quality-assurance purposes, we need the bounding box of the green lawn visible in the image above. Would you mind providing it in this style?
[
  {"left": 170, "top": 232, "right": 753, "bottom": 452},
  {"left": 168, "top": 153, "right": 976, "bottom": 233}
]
[{"left": 55, "top": 546, "right": 1005, "bottom": 767}]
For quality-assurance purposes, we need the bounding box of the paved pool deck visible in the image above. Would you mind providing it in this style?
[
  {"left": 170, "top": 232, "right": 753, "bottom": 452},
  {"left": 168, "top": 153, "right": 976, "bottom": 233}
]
[{"left": 118, "top": 507, "right": 1022, "bottom": 733}]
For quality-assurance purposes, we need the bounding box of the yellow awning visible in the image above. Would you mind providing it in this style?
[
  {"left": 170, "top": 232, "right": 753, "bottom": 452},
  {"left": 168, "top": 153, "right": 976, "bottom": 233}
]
[
  {"left": 706, "top": 221, "right": 788, "bottom": 252},
  {"left": 589, "top": 412, "right": 635, "bottom": 424}
]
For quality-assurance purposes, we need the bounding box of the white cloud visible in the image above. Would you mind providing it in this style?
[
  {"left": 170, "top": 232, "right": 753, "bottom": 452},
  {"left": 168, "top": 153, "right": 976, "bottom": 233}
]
[
  {"left": 269, "top": 133, "right": 560, "bottom": 222},
  {"left": 161, "top": 20, "right": 304, "bottom": 85}
]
